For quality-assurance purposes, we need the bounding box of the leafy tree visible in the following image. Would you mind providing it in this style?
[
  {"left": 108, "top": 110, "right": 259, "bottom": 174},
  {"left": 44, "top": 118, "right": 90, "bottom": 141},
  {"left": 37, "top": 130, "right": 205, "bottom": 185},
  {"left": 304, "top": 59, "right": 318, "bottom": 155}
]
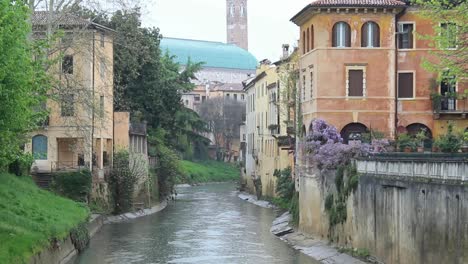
[
  {"left": 0, "top": 1, "right": 48, "bottom": 170},
  {"left": 172, "top": 107, "right": 210, "bottom": 160},
  {"left": 415, "top": 0, "right": 467, "bottom": 80}
]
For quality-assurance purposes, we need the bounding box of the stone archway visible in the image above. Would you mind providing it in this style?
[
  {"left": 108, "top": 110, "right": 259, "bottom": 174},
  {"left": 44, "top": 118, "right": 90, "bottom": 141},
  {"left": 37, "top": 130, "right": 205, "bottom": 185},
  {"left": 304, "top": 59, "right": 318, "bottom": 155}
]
[
  {"left": 406, "top": 123, "right": 433, "bottom": 149},
  {"left": 340, "top": 123, "right": 368, "bottom": 144}
]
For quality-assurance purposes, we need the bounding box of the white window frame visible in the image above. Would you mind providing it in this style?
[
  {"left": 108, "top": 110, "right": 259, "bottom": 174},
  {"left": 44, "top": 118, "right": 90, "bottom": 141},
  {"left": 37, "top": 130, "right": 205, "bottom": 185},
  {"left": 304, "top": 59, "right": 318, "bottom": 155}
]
[
  {"left": 336, "top": 22, "right": 348, "bottom": 48},
  {"left": 398, "top": 22, "right": 416, "bottom": 50},
  {"left": 345, "top": 66, "right": 367, "bottom": 98},
  {"left": 439, "top": 22, "right": 458, "bottom": 50},
  {"left": 397, "top": 70, "right": 416, "bottom": 100}
]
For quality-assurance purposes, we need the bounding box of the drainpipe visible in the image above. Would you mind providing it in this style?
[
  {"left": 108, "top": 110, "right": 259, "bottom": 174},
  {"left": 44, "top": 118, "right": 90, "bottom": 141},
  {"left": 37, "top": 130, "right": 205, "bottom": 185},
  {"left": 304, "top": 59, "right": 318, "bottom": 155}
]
[{"left": 394, "top": 8, "right": 406, "bottom": 139}]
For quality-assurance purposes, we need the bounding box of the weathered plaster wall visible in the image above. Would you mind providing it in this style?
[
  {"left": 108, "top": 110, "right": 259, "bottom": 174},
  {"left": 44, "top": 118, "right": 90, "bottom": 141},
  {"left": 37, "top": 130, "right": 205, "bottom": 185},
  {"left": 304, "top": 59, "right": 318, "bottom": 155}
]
[{"left": 298, "top": 164, "right": 468, "bottom": 264}]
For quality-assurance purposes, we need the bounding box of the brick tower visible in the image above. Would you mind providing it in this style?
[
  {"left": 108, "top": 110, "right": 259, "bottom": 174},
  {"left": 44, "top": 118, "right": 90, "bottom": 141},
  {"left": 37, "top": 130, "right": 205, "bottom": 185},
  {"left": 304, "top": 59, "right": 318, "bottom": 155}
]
[{"left": 226, "top": 0, "right": 248, "bottom": 50}]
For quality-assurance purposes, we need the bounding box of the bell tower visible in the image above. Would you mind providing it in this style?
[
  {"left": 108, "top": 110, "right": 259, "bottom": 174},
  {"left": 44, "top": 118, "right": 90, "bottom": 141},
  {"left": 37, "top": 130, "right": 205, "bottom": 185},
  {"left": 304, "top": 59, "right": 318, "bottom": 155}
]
[{"left": 226, "top": 0, "right": 248, "bottom": 50}]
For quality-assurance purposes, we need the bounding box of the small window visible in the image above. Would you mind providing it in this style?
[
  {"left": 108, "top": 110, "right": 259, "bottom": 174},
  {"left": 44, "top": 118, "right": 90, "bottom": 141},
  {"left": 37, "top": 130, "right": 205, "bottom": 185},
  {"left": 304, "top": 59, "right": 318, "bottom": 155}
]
[
  {"left": 348, "top": 70, "right": 364, "bottom": 97},
  {"left": 332, "top": 22, "right": 351, "bottom": 48},
  {"left": 306, "top": 27, "right": 310, "bottom": 52},
  {"left": 100, "top": 32, "right": 105, "bottom": 47},
  {"left": 202, "top": 96, "right": 206, "bottom": 102},
  {"left": 398, "top": 72, "right": 414, "bottom": 98},
  {"left": 240, "top": 5, "right": 245, "bottom": 17},
  {"left": 62, "top": 55, "right": 73, "bottom": 74},
  {"left": 302, "top": 31, "right": 306, "bottom": 54},
  {"left": 310, "top": 26, "right": 314, "bottom": 50},
  {"left": 398, "top": 23, "right": 414, "bottom": 49},
  {"left": 310, "top": 70, "right": 314, "bottom": 99},
  {"left": 302, "top": 75, "right": 306, "bottom": 101},
  {"left": 61, "top": 94, "right": 74, "bottom": 116},
  {"left": 100, "top": 58, "right": 105, "bottom": 79},
  {"left": 241, "top": 94, "right": 245, "bottom": 100},
  {"left": 194, "top": 95, "right": 200, "bottom": 101},
  {"left": 234, "top": 94, "right": 238, "bottom": 100},
  {"left": 362, "top": 22, "right": 380, "bottom": 48},
  {"left": 440, "top": 23, "right": 457, "bottom": 49}
]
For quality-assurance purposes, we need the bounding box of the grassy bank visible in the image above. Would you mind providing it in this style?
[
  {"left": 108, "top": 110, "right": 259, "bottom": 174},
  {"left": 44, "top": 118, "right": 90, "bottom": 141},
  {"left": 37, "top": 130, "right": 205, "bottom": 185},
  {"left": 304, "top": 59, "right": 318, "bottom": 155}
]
[
  {"left": 0, "top": 173, "right": 89, "bottom": 264},
  {"left": 179, "top": 160, "right": 240, "bottom": 183}
]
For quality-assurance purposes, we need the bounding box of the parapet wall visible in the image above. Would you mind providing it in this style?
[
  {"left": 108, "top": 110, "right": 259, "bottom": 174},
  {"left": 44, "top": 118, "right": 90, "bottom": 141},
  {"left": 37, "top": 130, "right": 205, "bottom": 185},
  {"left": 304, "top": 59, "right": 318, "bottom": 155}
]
[{"left": 297, "top": 156, "right": 468, "bottom": 264}]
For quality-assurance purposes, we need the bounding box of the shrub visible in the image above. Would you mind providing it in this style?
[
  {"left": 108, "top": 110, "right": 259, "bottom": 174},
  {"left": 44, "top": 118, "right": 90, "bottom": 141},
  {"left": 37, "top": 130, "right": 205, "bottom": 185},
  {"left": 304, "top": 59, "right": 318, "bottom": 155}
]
[
  {"left": 434, "top": 123, "right": 462, "bottom": 153},
  {"left": 109, "top": 150, "right": 139, "bottom": 214},
  {"left": 70, "top": 222, "right": 90, "bottom": 252},
  {"left": 51, "top": 170, "right": 92, "bottom": 202},
  {"left": 8, "top": 153, "right": 34, "bottom": 176},
  {"left": 396, "top": 133, "right": 416, "bottom": 151}
]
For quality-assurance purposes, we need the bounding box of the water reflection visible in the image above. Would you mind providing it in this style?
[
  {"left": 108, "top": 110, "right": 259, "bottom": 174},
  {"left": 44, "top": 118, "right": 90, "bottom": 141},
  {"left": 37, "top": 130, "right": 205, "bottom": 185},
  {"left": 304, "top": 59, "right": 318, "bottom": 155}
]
[{"left": 75, "top": 183, "right": 317, "bottom": 264}]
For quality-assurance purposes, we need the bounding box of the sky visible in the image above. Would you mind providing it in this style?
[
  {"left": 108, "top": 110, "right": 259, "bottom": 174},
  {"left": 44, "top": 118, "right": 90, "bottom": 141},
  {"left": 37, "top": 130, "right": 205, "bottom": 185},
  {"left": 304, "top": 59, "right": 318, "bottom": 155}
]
[{"left": 141, "top": 0, "right": 311, "bottom": 61}]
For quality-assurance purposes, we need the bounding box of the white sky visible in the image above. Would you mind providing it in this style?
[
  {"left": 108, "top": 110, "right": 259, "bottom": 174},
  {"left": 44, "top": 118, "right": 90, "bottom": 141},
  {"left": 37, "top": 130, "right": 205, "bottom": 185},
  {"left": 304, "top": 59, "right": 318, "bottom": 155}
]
[{"left": 141, "top": 0, "right": 311, "bottom": 61}]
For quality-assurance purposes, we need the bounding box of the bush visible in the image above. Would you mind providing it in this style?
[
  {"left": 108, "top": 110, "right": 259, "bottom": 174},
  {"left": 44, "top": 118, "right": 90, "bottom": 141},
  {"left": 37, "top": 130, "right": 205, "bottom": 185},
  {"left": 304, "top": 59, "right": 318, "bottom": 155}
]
[
  {"left": 8, "top": 153, "right": 34, "bottom": 176},
  {"left": 434, "top": 123, "right": 462, "bottom": 153},
  {"left": 109, "top": 150, "right": 138, "bottom": 214},
  {"left": 70, "top": 222, "right": 90, "bottom": 252},
  {"left": 51, "top": 170, "right": 92, "bottom": 202}
]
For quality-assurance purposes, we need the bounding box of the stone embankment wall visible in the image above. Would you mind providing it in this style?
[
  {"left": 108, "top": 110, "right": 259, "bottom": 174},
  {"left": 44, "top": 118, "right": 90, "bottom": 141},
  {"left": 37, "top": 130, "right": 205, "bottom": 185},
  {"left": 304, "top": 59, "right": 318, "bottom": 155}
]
[{"left": 297, "top": 158, "right": 468, "bottom": 264}]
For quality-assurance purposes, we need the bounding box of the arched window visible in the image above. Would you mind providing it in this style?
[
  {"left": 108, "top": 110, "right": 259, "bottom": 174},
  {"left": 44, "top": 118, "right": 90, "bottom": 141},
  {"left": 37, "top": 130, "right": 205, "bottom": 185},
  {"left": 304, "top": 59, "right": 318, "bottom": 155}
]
[
  {"left": 230, "top": 4, "right": 234, "bottom": 17},
  {"left": 362, "top": 22, "right": 380, "bottom": 47},
  {"left": 240, "top": 5, "right": 244, "bottom": 17},
  {"left": 340, "top": 123, "right": 368, "bottom": 144},
  {"left": 310, "top": 25, "right": 314, "bottom": 50},
  {"left": 303, "top": 31, "right": 306, "bottom": 54},
  {"left": 332, "top": 22, "right": 351, "bottom": 48},
  {"left": 306, "top": 27, "right": 310, "bottom": 52},
  {"left": 32, "top": 135, "right": 48, "bottom": 160}
]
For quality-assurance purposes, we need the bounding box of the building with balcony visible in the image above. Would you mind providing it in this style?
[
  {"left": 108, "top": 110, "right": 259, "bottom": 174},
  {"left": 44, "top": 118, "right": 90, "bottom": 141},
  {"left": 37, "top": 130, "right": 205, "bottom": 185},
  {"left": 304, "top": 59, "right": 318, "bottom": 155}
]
[
  {"left": 291, "top": 0, "right": 467, "bottom": 144},
  {"left": 26, "top": 12, "right": 114, "bottom": 182}
]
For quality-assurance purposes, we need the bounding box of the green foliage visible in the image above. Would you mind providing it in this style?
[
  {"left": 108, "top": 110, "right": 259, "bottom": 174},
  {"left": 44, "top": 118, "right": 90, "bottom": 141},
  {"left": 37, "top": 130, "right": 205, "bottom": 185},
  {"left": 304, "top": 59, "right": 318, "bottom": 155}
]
[
  {"left": 396, "top": 133, "right": 417, "bottom": 151},
  {"left": 0, "top": 1, "right": 49, "bottom": 170},
  {"left": 290, "top": 192, "right": 300, "bottom": 226},
  {"left": 8, "top": 153, "right": 34, "bottom": 176},
  {"left": 339, "top": 247, "right": 371, "bottom": 259},
  {"left": 0, "top": 173, "right": 89, "bottom": 264},
  {"left": 109, "top": 150, "right": 138, "bottom": 214},
  {"left": 179, "top": 160, "right": 240, "bottom": 184},
  {"left": 70, "top": 222, "right": 90, "bottom": 252},
  {"left": 172, "top": 107, "right": 210, "bottom": 160},
  {"left": 433, "top": 122, "right": 462, "bottom": 153},
  {"left": 325, "top": 165, "right": 360, "bottom": 228},
  {"left": 272, "top": 167, "right": 300, "bottom": 226},
  {"left": 50, "top": 170, "right": 92, "bottom": 203},
  {"left": 361, "top": 129, "right": 385, "bottom": 143}
]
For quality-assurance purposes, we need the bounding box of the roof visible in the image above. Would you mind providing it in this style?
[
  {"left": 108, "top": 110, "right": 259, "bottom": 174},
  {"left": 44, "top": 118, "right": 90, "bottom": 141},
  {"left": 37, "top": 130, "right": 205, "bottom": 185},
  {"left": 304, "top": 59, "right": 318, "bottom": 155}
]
[
  {"left": 291, "top": 0, "right": 407, "bottom": 24},
  {"left": 243, "top": 72, "right": 267, "bottom": 91},
  {"left": 31, "top": 11, "right": 114, "bottom": 32},
  {"left": 213, "top": 83, "right": 244, "bottom": 92},
  {"left": 160, "top": 37, "right": 257, "bottom": 70}
]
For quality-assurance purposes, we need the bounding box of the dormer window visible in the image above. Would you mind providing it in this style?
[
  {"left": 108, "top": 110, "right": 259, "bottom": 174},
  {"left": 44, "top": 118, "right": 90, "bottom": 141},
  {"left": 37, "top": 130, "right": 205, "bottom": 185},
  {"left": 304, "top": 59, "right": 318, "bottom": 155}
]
[
  {"left": 332, "top": 22, "right": 351, "bottom": 48},
  {"left": 362, "top": 22, "right": 380, "bottom": 48}
]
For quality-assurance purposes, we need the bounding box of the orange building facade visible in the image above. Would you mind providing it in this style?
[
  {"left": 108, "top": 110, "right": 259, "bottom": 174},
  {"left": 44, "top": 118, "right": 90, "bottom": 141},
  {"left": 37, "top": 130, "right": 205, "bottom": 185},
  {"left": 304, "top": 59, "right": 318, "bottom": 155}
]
[{"left": 292, "top": 1, "right": 467, "bottom": 143}]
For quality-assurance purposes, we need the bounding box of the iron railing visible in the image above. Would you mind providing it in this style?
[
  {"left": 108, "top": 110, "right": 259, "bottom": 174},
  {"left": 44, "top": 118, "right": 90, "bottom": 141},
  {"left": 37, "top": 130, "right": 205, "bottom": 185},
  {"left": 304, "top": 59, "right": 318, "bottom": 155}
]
[{"left": 432, "top": 95, "right": 468, "bottom": 114}]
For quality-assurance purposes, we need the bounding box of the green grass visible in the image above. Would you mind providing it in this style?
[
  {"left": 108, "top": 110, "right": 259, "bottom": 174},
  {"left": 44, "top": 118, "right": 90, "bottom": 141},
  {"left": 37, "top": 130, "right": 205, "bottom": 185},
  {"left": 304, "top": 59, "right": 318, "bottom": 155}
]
[
  {"left": 0, "top": 173, "right": 89, "bottom": 264},
  {"left": 179, "top": 160, "right": 240, "bottom": 183}
]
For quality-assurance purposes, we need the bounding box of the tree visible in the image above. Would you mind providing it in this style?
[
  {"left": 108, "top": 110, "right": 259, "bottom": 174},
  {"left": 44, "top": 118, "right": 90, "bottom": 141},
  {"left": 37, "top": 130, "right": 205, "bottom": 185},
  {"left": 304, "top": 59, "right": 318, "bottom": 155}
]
[
  {"left": 0, "top": 1, "right": 49, "bottom": 170},
  {"left": 415, "top": 0, "right": 467, "bottom": 80},
  {"left": 198, "top": 97, "right": 246, "bottom": 161}
]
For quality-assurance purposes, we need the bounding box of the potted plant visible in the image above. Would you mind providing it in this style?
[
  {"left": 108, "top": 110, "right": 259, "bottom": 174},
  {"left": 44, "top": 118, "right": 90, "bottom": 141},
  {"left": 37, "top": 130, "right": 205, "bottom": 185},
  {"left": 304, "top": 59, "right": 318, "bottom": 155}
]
[
  {"left": 415, "top": 129, "right": 427, "bottom": 153},
  {"left": 437, "top": 123, "right": 462, "bottom": 153},
  {"left": 397, "top": 133, "right": 415, "bottom": 152},
  {"left": 461, "top": 131, "right": 468, "bottom": 153}
]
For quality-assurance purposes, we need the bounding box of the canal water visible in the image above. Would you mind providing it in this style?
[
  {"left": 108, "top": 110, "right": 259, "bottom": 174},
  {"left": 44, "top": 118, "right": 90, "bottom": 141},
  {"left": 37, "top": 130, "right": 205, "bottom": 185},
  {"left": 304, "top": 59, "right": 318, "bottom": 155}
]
[{"left": 74, "top": 183, "right": 318, "bottom": 264}]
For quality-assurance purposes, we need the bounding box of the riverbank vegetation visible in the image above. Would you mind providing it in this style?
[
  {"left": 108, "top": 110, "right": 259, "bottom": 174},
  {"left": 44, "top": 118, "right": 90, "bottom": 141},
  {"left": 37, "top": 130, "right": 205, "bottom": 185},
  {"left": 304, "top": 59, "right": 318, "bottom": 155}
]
[
  {"left": 179, "top": 160, "right": 240, "bottom": 184},
  {"left": 271, "top": 167, "right": 300, "bottom": 226},
  {"left": 0, "top": 173, "right": 89, "bottom": 264}
]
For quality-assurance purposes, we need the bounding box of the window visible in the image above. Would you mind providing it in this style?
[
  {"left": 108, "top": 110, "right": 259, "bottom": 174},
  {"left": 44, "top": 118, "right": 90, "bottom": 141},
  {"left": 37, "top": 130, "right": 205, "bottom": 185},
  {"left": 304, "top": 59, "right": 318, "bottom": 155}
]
[
  {"left": 234, "top": 94, "right": 238, "bottom": 100},
  {"left": 100, "top": 58, "right": 105, "bottom": 79},
  {"left": 62, "top": 55, "right": 73, "bottom": 74},
  {"left": 398, "top": 23, "right": 414, "bottom": 49},
  {"left": 100, "top": 32, "right": 105, "bottom": 47},
  {"left": 310, "top": 70, "right": 314, "bottom": 99},
  {"left": 226, "top": 94, "right": 230, "bottom": 99},
  {"left": 241, "top": 94, "right": 245, "bottom": 100},
  {"left": 441, "top": 71, "right": 456, "bottom": 110},
  {"left": 61, "top": 94, "right": 74, "bottom": 116},
  {"left": 100, "top": 96, "right": 104, "bottom": 117},
  {"left": 240, "top": 5, "right": 244, "bottom": 17},
  {"left": 32, "top": 135, "right": 48, "bottom": 160},
  {"left": 362, "top": 22, "right": 380, "bottom": 47},
  {"left": 230, "top": 4, "right": 234, "bottom": 17},
  {"left": 310, "top": 26, "right": 314, "bottom": 50},
  {"left": 194, "top": 95, "right": 200, "bottom": 101},
  {"left": 398, "top": 72, "right": 414, "bottom": 99},
  {"left": 303, "top": 31, "right": 306, "bottom": 54},
  {"left": 202, "top": 95, "right": 206, "bottom": 102},
  {"left": 302, "top": 75, "right": 306, "bottom": 101},
  {"left": 346, "top": 67, "right": 366, "bottom": 97},
  {"left": 441, "top": 23, "right": 457, "bottom": 49},
  {"left": 306, "top": 27, "right": 310, "bottom": 52},
  {"left": 332, "top": 22, "right": 351, "bottom": 47}
]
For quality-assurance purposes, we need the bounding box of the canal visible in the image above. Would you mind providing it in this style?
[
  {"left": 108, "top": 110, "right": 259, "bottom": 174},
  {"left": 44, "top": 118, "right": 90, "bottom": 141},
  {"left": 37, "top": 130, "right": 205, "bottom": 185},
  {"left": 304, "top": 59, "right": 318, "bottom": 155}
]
[{"left": 74, "top": 183, "right": 318, "bottom": 264}]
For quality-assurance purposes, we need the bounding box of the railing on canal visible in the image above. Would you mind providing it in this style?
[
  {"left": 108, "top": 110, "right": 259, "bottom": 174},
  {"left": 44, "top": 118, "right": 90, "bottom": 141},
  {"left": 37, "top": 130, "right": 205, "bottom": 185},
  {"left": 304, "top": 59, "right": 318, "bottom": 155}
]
[{"left": 355, "top": 153, "right": 468, "bottom": 182}]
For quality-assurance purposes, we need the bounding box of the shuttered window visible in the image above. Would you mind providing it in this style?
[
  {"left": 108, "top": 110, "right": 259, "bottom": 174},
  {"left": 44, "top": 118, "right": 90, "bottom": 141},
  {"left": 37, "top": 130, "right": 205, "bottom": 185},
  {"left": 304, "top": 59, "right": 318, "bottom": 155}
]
[
  {"left": 398, "top": 23, "right": 414, "bottom": 49},
  {"left": 306, "top": 27, "right": 310, "bottom": 52},
  {"left": 349, "top": 70, "right": 364, "bottom": 97},
  {"left": 303, "top": 31, "right": 306, "bottom": 54},
  {"left": 362, "top": 22, "right": 380, "bottom": 47},
  {"left": 398, "top": 73, "right": 414, "bottom": 98},
  {"left": 332, "top": 22, "right": 351, "bottom": 47}
]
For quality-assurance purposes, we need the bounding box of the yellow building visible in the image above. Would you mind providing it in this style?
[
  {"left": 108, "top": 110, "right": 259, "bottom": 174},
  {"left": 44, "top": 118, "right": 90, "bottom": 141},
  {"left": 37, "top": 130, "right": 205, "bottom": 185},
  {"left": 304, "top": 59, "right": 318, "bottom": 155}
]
[
  {"left": 244, "top": 47, "right": 296, "bottom": 198},
  {"left": 26, "top": 12, "right": 114, "bottom": 181}
]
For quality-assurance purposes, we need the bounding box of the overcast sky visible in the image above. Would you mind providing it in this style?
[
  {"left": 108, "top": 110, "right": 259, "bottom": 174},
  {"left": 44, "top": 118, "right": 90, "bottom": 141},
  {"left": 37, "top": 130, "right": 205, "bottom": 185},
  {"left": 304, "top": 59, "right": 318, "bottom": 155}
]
[{"left": 141, "top": 0, "right": 311, "bottom": 61}]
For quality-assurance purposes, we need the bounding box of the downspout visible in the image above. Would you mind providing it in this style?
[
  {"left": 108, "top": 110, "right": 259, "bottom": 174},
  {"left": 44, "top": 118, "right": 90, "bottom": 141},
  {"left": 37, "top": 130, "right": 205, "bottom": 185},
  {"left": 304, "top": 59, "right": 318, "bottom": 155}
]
[
  {"left": 91, "top": 31, "right": 96, "bottom": 171},
  {"left": 394, "top": 8, "right": 406, "bottom": 139}
]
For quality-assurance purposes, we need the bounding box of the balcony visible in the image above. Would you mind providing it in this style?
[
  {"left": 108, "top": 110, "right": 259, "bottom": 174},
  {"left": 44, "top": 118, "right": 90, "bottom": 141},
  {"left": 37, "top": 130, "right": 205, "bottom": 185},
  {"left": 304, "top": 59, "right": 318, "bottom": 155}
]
[
  {"left": 268, "top": 124, "right": 279, "bottom": 135},
  {"left": 432, "top": 94, "right": 468, "bottom": 119}
]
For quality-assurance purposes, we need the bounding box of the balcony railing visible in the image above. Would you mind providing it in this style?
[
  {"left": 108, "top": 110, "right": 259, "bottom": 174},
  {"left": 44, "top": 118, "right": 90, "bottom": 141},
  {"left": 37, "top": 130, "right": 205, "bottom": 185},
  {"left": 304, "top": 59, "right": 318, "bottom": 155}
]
[{"left": 432, "top": 95, "right": 468, "bottom": 118}]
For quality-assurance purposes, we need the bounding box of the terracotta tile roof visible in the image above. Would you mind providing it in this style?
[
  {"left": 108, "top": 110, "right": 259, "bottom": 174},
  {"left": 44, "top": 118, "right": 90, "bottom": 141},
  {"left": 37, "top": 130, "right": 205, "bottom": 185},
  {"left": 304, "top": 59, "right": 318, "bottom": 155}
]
[{"left": 309, "top": 0, "right": 407, "bottom": 8}]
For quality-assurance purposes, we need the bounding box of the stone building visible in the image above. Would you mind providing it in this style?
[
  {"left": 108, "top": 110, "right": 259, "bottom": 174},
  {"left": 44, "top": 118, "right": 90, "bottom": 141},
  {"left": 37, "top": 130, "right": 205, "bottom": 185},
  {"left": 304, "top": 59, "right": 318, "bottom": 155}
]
[
  {"left": 291, "top": 0, "right": 467, "bottom": 143},
  {"left": 27, "top": 12, "right": 114, "bottom": 181},
  {"left": 226, "top": 0, "right": 249, "bottom": 50}
]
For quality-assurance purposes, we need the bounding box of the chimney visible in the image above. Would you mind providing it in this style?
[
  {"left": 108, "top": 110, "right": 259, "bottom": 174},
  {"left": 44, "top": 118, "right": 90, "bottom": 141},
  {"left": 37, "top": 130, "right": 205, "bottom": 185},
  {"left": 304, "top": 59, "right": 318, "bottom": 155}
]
[{"left": 282, "top": 44, "right": 290, "bottom": 59}]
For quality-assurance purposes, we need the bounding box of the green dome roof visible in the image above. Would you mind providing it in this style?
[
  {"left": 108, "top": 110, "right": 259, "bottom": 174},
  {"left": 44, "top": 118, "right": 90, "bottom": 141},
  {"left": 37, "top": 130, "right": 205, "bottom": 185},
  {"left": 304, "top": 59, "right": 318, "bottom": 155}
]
[{"left": 160, "top": 38, "right": 257, "bottom": 70}]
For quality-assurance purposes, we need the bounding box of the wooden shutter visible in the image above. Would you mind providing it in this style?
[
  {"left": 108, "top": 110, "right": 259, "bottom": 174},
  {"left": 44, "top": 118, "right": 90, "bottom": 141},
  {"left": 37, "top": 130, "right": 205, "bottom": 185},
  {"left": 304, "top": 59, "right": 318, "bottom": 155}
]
[
  {"left": 373, "top": 23, "right": 380, "bottom": 47},
  {"left": 398, "top": 73, "right": 414, "bottom": 98},
  {"left": 332, "top": 24, "right": 337, "bottom": 47},
  {"left": 345, "top": 23, "right": 351, "bottom": 47},
  {"left": 407, "top": 24, "right": 414, "bottom": 48},
  {"left": 349, "top": 70, "right": 363, "bottom": 96},
  {"left": 361, "top": 23, "right": 368, "bottom": 47},
  {"left": 303, "top": 31, "right": 306, "bottom": 54}
]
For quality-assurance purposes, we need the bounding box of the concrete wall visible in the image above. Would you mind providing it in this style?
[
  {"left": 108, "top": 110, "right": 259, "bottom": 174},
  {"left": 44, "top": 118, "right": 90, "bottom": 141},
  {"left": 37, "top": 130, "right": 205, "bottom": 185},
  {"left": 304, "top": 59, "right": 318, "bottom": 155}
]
[{"left": 298, "top": 160, "right": 468, "bottom": 264}]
